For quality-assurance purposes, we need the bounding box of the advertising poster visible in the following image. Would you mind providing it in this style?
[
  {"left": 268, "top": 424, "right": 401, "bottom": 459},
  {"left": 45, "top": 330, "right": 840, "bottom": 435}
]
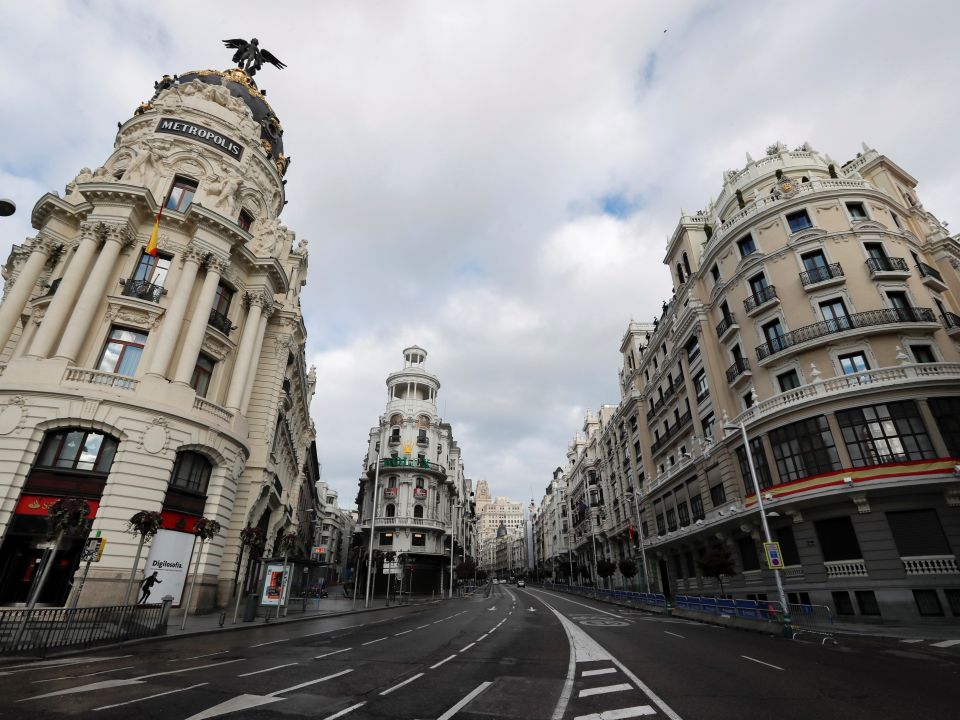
[
  {"left": 144, "top": 530, "right": 196, "bottom": 605},
  {"left": 261, "top": 563, "right": 289, "bottom": 606}
]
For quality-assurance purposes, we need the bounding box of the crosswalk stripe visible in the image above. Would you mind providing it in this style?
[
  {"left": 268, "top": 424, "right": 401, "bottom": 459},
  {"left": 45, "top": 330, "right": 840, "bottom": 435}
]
[
  {"left": 582, "top": 668, "right": 617, "bottom": 677},
  {"left": 578, "top": 683, "right": 632, "bottom": 698},
  {"left": 574, "top": 706, "right": 657, "bottom": 720}
]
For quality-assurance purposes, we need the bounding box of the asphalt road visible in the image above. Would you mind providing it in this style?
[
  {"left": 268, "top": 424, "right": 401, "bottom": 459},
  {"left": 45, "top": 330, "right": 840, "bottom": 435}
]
[{"left": 1, "top": 584, "right": 957, "bottom": 720}]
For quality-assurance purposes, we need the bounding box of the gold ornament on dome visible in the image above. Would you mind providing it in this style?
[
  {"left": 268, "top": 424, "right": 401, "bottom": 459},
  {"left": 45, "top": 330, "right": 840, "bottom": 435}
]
[
  {"left": 134, "top": 101, "right": 154, "bottom": 116},
  {"left": 275, "top": 154, "right": 289, "bottom": 176},
  {"left": 261, "top": 138, "right": 273, "bottom": 156}
]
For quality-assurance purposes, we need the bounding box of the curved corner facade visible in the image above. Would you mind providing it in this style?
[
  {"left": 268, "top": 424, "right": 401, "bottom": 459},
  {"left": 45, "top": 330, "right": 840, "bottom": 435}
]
[{"left": 0, "top": 67, "right": 316, "bottom": 612}]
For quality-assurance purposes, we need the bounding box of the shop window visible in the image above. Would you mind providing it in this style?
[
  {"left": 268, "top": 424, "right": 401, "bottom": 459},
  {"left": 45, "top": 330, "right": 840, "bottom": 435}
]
[
  {"left": 832, "top": 591, "right": 856, "bottom": 616},
  {"left": 855, "top": 590, "right": 881, "bottom": 616},
  {"left": 165, "top": 176, "right": 198, "bottom": 213},
  {"left": 736, "top": 438, "right": 773, "bottom": 489},
  {"left": 170, "top": 451, "right": 213, "bottom": 495},
  {"left": 379, "top": 532, "right": 394, "bottom": 546},
  {"left": 913, "top": 589, "right": 943, "bottom": 617},
  {"left": 98, "top": 326, "right": 147, "bottom": 376},
  {"left": 37, "top": 429, "right": 118, "bottom": 473},
  {"left": 945, "top": 589, "right": 960, "bottom": 616},
  {"left": 191, "top": 353, "right": 215, "bottom": 398},
  {"left": 769, "top": 415, "right": 841, "bottom": 482},
  {"left": 836, "top": 401, "right": 935, "bottom": 467},
  {"left": 412, "top": 532, "right": 425, "bottom": 546},
  {"left": 928, "top": 397, "right": 960, "bottom": 456}
]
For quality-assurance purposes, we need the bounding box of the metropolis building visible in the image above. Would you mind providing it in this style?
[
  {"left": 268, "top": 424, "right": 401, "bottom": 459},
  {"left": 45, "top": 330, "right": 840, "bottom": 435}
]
[
  {"left": 0, "top": 59, "right": 318, "bottom": 611},
  {"left": 537, "top": 143, "right": 960, "bottom": 623},
  {"left": 355, "top": 347, "right": 476, "bottom": 594}
]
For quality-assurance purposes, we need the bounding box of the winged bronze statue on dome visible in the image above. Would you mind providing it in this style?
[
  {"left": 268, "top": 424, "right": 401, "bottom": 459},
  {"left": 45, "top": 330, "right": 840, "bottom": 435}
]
[{"left": 222, "top": 38, "right": 286, "bottom": 78}]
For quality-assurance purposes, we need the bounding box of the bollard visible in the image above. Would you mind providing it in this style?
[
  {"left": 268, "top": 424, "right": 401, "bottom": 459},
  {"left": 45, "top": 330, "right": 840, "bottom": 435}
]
[{"left": 158, "top": 595, "right": 174, "bottom": 633}]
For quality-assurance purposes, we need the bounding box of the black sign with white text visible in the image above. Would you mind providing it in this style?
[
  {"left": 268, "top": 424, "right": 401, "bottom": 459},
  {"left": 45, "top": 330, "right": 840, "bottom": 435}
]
[{"left": 155, "top": 118, "right": 244, "bottom": 160}]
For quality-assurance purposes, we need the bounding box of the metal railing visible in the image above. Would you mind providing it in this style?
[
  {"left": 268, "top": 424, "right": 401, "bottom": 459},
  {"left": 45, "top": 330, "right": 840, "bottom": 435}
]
[
  {"left": 865, "top": 256, "right": 908, "bottom": 275},
  {"left": 744, "top": 285, "right": 778, "bottom": 312},
  {"left": 755, "top": 307, "right": 935, "bottom": 360},
  {"left": 120, "top": 278, "right": 166, "bottom": 303},
  {"left": 726, "top": 357, "right": 750, "bottom": 383},
  {"left": 716, "top": 313, "right": 736, "bottom": 338},
  {"left": 799, "top": 263, "right": 844, "bottom": 287},
  {"left": 915, "top": 261, "right": 944, "bottom": 283},
  {"left": 942, "top": 312, "right": 960, "bottom": 331},
  {"left": 0, "top": 601, "right": 170, "bottom": 657},
  {"left": 208, "top": 308, "right": 234, "bottom": 335}
]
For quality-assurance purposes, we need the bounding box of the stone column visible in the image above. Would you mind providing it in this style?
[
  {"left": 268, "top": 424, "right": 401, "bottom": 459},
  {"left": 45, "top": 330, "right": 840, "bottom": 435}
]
[
  {"left": 54, "top": 224, "right": 134, "bottom": 364},
  {"left": 144, "top": 248, "right": 205, "bottom": 379},
  {"left": 239, "top": 311, "right": 271, "bottom": 414},
  {"left": 172, "top": 255, "right": 230, "bottom": 385},
  {"left": 27, "top": 223, "right": 102, "bottom": 358},
  {"left": 225, "top": 292, "right": 271, "bottom": 410},
  {"left": 0, "top": 236, "right": 61, "bottom": 351}
]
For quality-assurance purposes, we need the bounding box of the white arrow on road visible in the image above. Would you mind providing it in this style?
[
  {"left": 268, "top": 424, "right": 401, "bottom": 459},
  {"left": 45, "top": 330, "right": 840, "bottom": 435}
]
[
  {"left": 185, "top": 668, "right": 353, "bottom": 720},
  {"left": 488, "top": 606, "right": 496, "bottom": 611}
]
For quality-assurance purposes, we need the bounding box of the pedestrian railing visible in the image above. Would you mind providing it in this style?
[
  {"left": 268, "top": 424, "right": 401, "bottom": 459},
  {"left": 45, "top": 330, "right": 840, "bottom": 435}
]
[
  {"left": 788, "top": 602, "right": 834, "bottom": 639},
  {"left": 0, "top": 601, "right": 171, "bottom": 657},
  {"left": 673, "top": 595, "right": 784, "bottom": 622}
]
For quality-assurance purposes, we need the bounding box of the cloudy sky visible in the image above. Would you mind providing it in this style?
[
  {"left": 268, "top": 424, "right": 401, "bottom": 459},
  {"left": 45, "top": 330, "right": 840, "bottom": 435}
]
[{"left": 2, "top": 1, "right": 958, "bottom": 508}]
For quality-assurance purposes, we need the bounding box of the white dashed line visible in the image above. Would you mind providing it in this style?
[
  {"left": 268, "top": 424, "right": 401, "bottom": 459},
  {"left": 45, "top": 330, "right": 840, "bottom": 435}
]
[
  {"left": 430, "top": 655, "right": 456, "bottom": 669},
  {"left": 578, "top": 683, "right": 633, "bottom": 698},
  {"left": 362, "top": 637, "right": 387, "bottom": 646},
  {"left": 664, "top": 631, "right": 685, "bottom": 639},
  {"left": 170, "top": 650, "right": 227, "bottom": 662},
  {"left": 741, "top": 655, "right": 784, "bottom": 671},
  {"left": 477, "top": 633, "right": 489, "bottom": 641},
  {"left": 267, "top": 669, "right": 353, "bottom": 697},
  {"left": 314, "top": 648, "right": 351, "bottom": 659},
  {"left": 417, "top": 624, "right": 431, "bottom": 629},
  {"left": 379, "top": 672, "right": 424, "bottom": 696},
  {"left": 581, "top": 668, "right": 617, "bottom": 677},
  {"left": 900, "top": 638, "right": 925, "bottom": 644},
  {"left": 460, "top": 642, "right": 476, "bottom": 652},
  {"left": 394, "top": 630, "right": 412, "bottom": 636},
  {"left": 238, "top": 663, "right": 298, "bottom": 677},
  {"left": 249, "top": 638, "right": 288, "bottom": 648},
  {"left": 92, "top": 682, "right": 208, "bottom": 711},
  {"left": 33, "top": 665, "right": 135, "bottom": 683},
  {"left": 321, "top": 702, "right": 366, "bottom": 720}
]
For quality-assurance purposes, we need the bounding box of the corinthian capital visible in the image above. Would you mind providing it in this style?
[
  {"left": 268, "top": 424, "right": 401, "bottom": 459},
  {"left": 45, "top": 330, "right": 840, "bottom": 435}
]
[
  {"left": 35, "top": 235, "right": 63, "bottom": 257},
  {"left": 244, "top": 289, "right": 275, "bottom": 315},
  {"left": 205, "top": 254, "right": 232, "bottom": 276},
  {"left": 103, "top": 223, "right": 136, "bottom": 249}
]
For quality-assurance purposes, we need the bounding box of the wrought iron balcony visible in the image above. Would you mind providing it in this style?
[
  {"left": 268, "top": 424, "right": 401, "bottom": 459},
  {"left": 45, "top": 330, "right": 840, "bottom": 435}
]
[
  {"left": 208, "top": 308, "right": 234, "bottom": 335},
  {"left": 726, "top": 357, "right": 750, "bottom": 383},
  {"left": 916, "top": 261, "right": 948, "bottom": 290},
  {"left": 865, "top": 256, "right": 909, "bottom": 276},
  {"left": 743, "top": 285, "right": 778, "bottom": 314},
  {"left": 716, "top": 313, "right": 737, "bottom": 339},
  {"left": 120, "top": 278, "right": 166, "bottom": 303},
  {"left": 942, "top": 312, "right": 960, "bottom": 335},
  {"left": 799, "top": 263, "right": 844, "bottom": 287},
  {"left": 755, "top": 307, "right": 936, "bottom": 361}
]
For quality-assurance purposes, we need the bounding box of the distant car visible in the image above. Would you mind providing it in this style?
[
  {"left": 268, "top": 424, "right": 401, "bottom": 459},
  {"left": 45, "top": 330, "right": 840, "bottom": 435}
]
[
  {"left": 492, "top": 578, "right": 499, "bottom": 584},
  {"left": 517, "top": 579, "right": 526, "bottom": 588}
]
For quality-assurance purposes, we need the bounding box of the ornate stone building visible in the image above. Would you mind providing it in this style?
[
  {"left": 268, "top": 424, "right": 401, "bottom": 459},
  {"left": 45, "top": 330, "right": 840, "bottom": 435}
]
[
  {"left": 0, "top": 61, "right": 316, "bottom": 612},
  {"left": 536, "top": 144, "right": 960, "bottom": 623},
  {"left": 355, "top": 347, "right": 475, "bottom": 594}
]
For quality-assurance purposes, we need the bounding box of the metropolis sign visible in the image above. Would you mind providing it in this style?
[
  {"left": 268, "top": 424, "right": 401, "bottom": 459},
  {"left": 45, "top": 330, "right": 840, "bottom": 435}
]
[{"left": 155, "top": 118, "right": 244, "bottom": 160}]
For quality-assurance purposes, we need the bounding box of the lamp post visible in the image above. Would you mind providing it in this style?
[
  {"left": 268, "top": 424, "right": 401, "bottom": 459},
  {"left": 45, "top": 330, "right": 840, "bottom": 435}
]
[
  {"left": 725, "top": 420, "right": 791, "bottom": 635},
  {"left": 624, "top": 487, "right": 651, "bottom": 593},
  {"left": 449, "top": 501, "right": 461, "bottom": 599},
  {"left": 364, "top": 440, "right": 383, "bottom": 609},
  {"left": 0, "top": 199, "right": 16, "bottom": 217}
]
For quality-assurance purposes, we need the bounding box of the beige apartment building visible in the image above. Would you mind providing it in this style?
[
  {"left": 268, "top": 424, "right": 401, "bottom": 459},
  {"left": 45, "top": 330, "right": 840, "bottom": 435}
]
[
  {"left": 0, "top": 63, "right": 317, "bottom": 612},
  {"left": 538, "top": 143, "right": 960, "bottom": 623}
]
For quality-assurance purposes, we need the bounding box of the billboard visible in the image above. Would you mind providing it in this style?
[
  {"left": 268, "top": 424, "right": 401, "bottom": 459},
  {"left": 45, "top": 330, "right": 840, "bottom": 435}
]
[{"left": 145, "top": 530, "right": 196, "bottom": 605}]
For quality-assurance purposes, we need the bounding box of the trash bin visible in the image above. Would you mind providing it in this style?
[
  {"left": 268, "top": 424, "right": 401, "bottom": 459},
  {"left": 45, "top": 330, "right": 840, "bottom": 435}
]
[{"left": 243, "top": 593, "right": 259, "bottom": 622}]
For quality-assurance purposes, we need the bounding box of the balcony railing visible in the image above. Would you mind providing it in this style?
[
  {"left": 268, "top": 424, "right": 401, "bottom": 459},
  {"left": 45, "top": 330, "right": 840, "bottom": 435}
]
[
  {"left": 824, "top": 559, "right": 867, "bottom": 578},
  {"left": 799, "top": 263, "right": 844, "bottom": 287},
  {"left": 650, "top": 410, "right": 693, "bottom": 457},
  {"left": 715, "top": 313, "right": 737, "bottom": 338},
  {"left": 63, "top": 367, "right": 138, "bottom": 391},
  {"left": 744, "top": 285, "right": 778, "bottom": 313},
  {"left": 193, "top": 397, "right": 234, "bottom": 422},
  {"left": 915, "top": 261, "right": 944, "bottom": 284},
  {"left": 379, "top": 457, "right": 446, "bottom": 475},
  {"left": 755, "top": 307, "right": 936, "bottom": 361},
  {"left": 865, "top": 256, "right": 908, "bottom": 275},
  {"left": 942, "top": 312, "right": 960, "bottom": 332},
  {"left": 208, "top": 308, "right": 234, "bottom": 335},
  {"left": 120, "top": 278, "right": 166, "bottom": 303},
  {"left": 901, "top": 555, "right": 959, "bottom": 575},
  {"left": 726, "top": 357, "right": 750, "bottom": 383}
]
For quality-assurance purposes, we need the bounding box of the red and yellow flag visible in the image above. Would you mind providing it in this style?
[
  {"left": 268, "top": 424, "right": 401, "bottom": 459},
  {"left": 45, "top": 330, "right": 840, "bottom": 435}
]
[{"left": 146, "top": 207, "right": 162, "bottom": 256}]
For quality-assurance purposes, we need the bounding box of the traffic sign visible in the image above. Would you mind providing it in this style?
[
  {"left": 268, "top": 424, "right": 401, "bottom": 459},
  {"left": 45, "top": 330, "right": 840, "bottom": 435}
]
[
  {"left": 81, "top": 537, "right": 106, "bottom": 562},
  {"left": 763, "top": 542, "right": 784, "bottom": 570}
]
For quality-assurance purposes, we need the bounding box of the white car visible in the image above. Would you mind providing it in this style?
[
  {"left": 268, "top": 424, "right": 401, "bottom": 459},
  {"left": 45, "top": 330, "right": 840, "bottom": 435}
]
[
  {"left": 517, "top": 579, "right": 526, "bottom": 588},
  {"left": 492, "top": 578, "right": 499, "bottom": 584}
]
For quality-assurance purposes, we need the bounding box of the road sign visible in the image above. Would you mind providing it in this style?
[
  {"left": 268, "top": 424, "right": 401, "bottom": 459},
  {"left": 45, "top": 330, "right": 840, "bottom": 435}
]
[
  {"left": 81, "top": 537, "right": 106, "bottom": 562},
  {"left": 763, "top": 542, "right": 784, "bottom": 570}
]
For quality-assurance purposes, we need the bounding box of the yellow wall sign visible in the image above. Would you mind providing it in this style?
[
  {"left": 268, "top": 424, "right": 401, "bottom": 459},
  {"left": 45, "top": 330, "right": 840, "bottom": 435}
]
[
  {"left": 763, "top": 542, "right": 784, "bottom": 570},
  {"left": 403, "top": 444, "right": 413, "bottom": 455},
  {"left": 82, "top": 537, "right": 106, "bottom": 562}
]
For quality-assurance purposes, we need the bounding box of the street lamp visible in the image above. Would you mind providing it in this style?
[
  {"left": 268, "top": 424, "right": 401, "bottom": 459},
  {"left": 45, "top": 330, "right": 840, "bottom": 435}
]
[
  {"left": 725, "top": 420, "right": 791, "bottom": 634},
  {"left": 0, "top": 199, "right": 15, "bottom": 217},
  {"left": 449, "top": 501, "right": 461, "bottom": 598},
  {"left": 624, "top": 486, "right": 651, "bottom": 594},
  {"left": 364, "top": 439, "right": 383, "bottom": 609}
]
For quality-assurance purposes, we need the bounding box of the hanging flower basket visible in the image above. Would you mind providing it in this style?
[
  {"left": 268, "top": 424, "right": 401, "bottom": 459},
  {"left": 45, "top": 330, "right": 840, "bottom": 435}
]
[
  {"left": 127, "top": 510, "right": 163, "bottom": 537},
  {"left": 276, "top": 531, "right": 299, "bottom": 556},
  {"left": 193, "top": 517, "right": 222, "bottom": 541},
  {"left": 240, "top": 526, "right": 266, "bottom": 551},
  {"left": 47, "top": 497, "right": 93, "bottom": 538}
]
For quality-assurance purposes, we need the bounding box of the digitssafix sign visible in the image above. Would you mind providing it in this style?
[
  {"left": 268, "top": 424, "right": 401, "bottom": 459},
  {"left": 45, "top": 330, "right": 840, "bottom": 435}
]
[{"left": 155, "top": 118, "right": 244, "bottom": 160}]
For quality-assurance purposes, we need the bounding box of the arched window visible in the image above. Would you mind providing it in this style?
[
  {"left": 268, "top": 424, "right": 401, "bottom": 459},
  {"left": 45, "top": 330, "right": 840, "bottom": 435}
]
[
  {"left": 36, "top": 428, "right": 118, "bottom": 474},
  {"left": 414, "top": 505, "right": 424, "bottom": 519},
  {"left": 682, "top": 252, "right": 691, "bottom": 276},
  {"left": 170, "top": 451, "right": 213, "bottom": 495},
  {"left": 676, "top": 263, "right": 684, "bottom": 284},
  {"left": 385, "top": 503, "right": 396, "bottom": 518}
]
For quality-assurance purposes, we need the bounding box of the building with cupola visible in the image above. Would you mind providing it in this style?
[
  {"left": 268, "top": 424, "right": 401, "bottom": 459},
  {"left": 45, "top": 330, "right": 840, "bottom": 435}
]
[
  {"left": 355, "top": 347, "right": 476, "bottom": 594},
  {"left": 534, "top": 143, "right": 960, "bottom": 623},
  {"left": 0, "top": 54, "right": 318, "bottom": 613}
]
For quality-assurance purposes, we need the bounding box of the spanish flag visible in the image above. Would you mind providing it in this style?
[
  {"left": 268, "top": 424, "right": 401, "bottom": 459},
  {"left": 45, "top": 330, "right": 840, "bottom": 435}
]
[{"left": 146, "top": 207, "right": 162, "bottom": 257}]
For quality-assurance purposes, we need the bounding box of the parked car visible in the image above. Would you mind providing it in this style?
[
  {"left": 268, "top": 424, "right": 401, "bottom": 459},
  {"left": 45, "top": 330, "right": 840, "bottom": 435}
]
[{"left": 517, "top": 579, "right": 526, "bottom": 588}]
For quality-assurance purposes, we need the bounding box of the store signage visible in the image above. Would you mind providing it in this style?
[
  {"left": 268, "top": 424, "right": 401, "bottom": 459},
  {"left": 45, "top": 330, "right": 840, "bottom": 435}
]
[
  {"left": 15, "top": 495, "right": 99, "bottom": 518},
  {"left": 145, "top": 529, "right": 196, "bottom": 605},
  {"left": 155, "top": 118, "right": 244, "bottom": 160},
  {"left": 261, "top": 563, "right": 289, "bottom": 606}
]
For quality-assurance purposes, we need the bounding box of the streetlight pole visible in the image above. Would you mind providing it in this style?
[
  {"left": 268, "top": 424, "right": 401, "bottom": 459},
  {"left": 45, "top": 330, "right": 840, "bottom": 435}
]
[
  {"left": 364, "top": 441, "right": 383, "bottom": 609},
  {"left": 625, "top": 487, "right": 651, "bottom": 593},
  {"left": 449, "top": 501, "right": 460, "bottom": 599},
  {"left": 727, "top": 420, "right": 791, "bottom": 634}
]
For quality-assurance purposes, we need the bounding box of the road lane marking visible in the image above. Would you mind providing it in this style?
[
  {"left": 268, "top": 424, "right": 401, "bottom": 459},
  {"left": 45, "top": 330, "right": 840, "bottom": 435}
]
[
  {"left": 314, "top": 648, "right": 351, "bottom": 659},
  {"left": 93, "top": 682, "right": 208, "bottom": 711},
  {"left": 460, "top": 642, "right": 476, "bottom": 652},
  {"left": 394, "top": 629, "right": 413, "bottom": 636},
  {"left": 581, "top": 668, "right": 617, "bottom": 677},
  {"left": 529, "top": 588, "right": 621, "bottom": 618},
  {"left": 0, "top": 655, "right": 133, "bottom": 675},
  {"left": 433, "top": 619, "right": 446, "bottom": 624},
  {"left": 430, "top": 655, "right": 457, "bottom": 669},
  {"left": 238, "top": 662, "right": 298, "bottom": 677},
  {"left": 379, "top": 672, "right": 424, "bottom": 695},
  {"left": 171, "top": 650, "right": 229, "bottom": 662},
  {"left": 305, "top": 623, "right": 364, "bottom": 638},
  {"left": 740, "top": 655, "right": 784, "bottom": 671},
  {"left": 362, "top": 637, "right": 388, "bottom": 646},
  {"left": 321, "top": 702, "right": 366, "bottom": 719},
  {"left": 574, "top": 706, "right": 656, "bottom": 719},
  {"left": 900, "top": 638, "right": 925, "bottom": 644},
  {"left": 417, "top": 624, "right": 431, "bottom": 629},
  {"left": 477, "top": 633, "right": 489, "bottom": 641},
  {"left": 249, "top": 638, "right": 289, "bottom": 648},
  {"left": 267, "top": 668, "right": 354, "bottom": 697},
  {"left": 138, "top": 659, "right": 244, "bottom": 680},
  {"left": 578, "top": 683, "right": 632, "bottom": 698},
  {"left": 437, "top": 681, "right": 493, "bottom": 720},
  {"left": 33, "top": 665, "right": 136, "bottom": 683},
  {"left": 931, "top": 639, "right": 960, "bottom": 648},
  {"left": 664, "top": 631, "right": 685, "bottom": 639}
]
